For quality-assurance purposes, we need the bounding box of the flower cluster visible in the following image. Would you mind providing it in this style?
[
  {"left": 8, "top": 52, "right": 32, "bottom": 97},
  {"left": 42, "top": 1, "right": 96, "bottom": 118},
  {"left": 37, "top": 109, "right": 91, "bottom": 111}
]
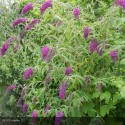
[
  {"left": 21, "top": 3, "right": 33, "bottom": 15},
  {"left": 40, "top": 1, "right": 53, "bottom": 14},
  {"left": 73, "top": 8, "right": 80, "bottom": 19},
  {"left": 22, "top": 103, "right": 28, "bottom": 113},
  {"left": 13, "top": 18, "right": 28, "bottom": 28},
  {"left": 24, "top": 67, "right": 33, "bottom": 80},
  {"left": 65, "top": 66, "right": 72, "bottom": 76},
  {"left": 25, "top": 19, "right": 40, "bottom": 30},
  {"left": 110, "top": 50, "right": 118, "bottom": 63},
  {"left": 114, "top": 0, "right": 125, "bottom": 9},
  {"left": 0, "top": 41, "right": 10, "bottom": 56},
  {"left": 84, "top": 26, "right": 90, "bottom": 39},
  {"left": 55, "top": 111, "right": 64, "bottom": 125},
  {"left": 59, "top": 81, "right": 68, "bottom": 100},
  {"left": 32, "top": 110, "right": 38, "bottom": 125},
  {"left": 41, "top": 45, "right": 50, "bottom": 60}
]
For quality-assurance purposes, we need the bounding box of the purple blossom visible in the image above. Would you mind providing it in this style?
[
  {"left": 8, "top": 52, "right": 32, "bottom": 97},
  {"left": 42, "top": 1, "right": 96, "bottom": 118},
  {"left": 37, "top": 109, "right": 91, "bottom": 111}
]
[
  {"left": 84, "top": 26, "right": 90, "bottom": 39},
  {"left": 73, "top": 8, "right": 80, "bottom": 19},
  {"left": 22, "top": 103, "right": 28, "bottom": 113},
  {"left": 55, "top": 111, "right": 64, "bottom": 125},
  {"left": 65, "top": 66, "right": 72, "bottom": 76},
  {"left": 97, "top": 83, "right": 103, "bottom": 95},
  {"left": 14, "top": 45, "right": 19, "bottom": 53},
  {"left": 13, "top": 18, "right": 28, "bottom": 28},
  {"left": 21, "top": 3, "right": 33, "bottom": 15},
  {"left": 42, "top": 46, "right": 50, "bottom": 60},
  {"left": 32, "top": 110, "right": 38, "bottom": 125},
  {"left": 44, "top": 105, "right": 51, "bottom": 114},
  {"left": 110, "top": 50, "right": 118, "bottom": 63},
  {"left": 59, "top": 82, "right": 68, "bottom": 100},
  {"left": 96, "top": 45, "right": 103, "bottom": 56},
  {"left": 24, "top": 67, "right": 33, "bottom": 80},
  {"left": 25, "top": 19, "right": 40, "bottom": 30},
  {"left": 90, "top": 39, "right": 99, "bottom": 53},
  {"left": 114, "top": 0, "right": 125, "bottom": 9},
  {"left": 0, "top": 41, "right": 10, "bottom": 56},
  {"left": 17, "top": 97, "right": 23, "bottom": 107},
  {"left": 40, "top": 1, "right": 52, "bottom": 14},
  {"left": 6, "top": 84, "right": 16, "bottom": 93}
]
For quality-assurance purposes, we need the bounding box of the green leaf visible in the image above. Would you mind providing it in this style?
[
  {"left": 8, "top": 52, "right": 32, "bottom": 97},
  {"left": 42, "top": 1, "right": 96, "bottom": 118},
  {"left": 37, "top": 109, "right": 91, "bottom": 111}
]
[
  {"left": 120, "top": 86, "right": 125, "bottom": 98},
  {"left": 100, "top": 91, "right": 111, "bottom": 104}
]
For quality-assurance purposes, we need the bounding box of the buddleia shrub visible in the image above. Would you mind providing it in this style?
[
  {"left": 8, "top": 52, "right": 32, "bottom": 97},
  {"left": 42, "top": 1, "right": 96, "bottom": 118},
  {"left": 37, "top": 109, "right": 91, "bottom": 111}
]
[{"left": 1, "top": 0, "right": 125, "bottom": 125}]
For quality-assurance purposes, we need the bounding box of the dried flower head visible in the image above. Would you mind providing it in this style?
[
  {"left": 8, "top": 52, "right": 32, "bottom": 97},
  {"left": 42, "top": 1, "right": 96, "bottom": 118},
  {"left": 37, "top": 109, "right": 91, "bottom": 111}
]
[
  {"left": 110, "top": 50, "right": 118, "bottom": 63},
  {"left": 14, "top": 45, "right": 19, "bottom": 53},
  {"left": 96, "top": 45, "right": 103, "bottom": 56},
  {"left": 97, "top": 83, "right": 103, "bottom": 95},
  {"left": 44, "top": 105, "right": 51, "bottom": 114},
  {"left": 90, "top": 39, "right": 99, "bottom": 53},
  {"left": 17, "top": 97, "right": 23, "bottom": 107},
  {"left": 45, "top": 49, "right": 56, "bottom": 63},
  {"left": 6, "top": 84, "right": 16, "bottom": 94},
  {"left": 85, "top": 75, "right": 90, "bottom": 88},
  {"left": 84, "top": 26, "right": 90, "bottom": 39}
]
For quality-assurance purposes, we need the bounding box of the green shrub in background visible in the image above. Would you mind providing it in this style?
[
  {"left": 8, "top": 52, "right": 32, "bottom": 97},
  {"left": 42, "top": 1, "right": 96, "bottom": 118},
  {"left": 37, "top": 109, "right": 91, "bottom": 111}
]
[{"left": 0, "top": 0, "right": 125, "bottom": 125}]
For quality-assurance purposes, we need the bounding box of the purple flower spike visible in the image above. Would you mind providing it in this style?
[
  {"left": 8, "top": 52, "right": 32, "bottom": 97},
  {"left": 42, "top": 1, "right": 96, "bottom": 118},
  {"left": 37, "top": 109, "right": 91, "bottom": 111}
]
[
  {"left": 90, "top": 39, "right": 99, "bottom": 53},
  {"left": 65, "top": 66, "right": 72, "bottom": 76},
  {"left": 84, "top": 26, "right": 90, "bottom": 39},
  {"left": 21, "top": 3, "right": 33, "bottom": 15},
  {"left": 114, "top": 0, "right": 125, "bottom": 9},
  {"left": 24, "top": 67, "right": 33, "bottom": 80},
  {"left": 25, "top": 19, "right": 40, "bottom": 30},
  {"left": 0, "top": 41, "right": 10, "bottom": 56},
  {"left": 13, "top": 18, "right": 28, "bottom": 28},
  {"left": 32, "top": 110, "right": 38, "bottom": 125},
  {"left": 22, "top": 103, "right": 28, "bottom": 113},
  {"left": 40, "top": 1, "right": 52, "bottom": 14},
  {"left": 73, "top": 8, "right": 80, "bottom": 19},
  {"left": 55, "top": 111, "right": 64, "bottom": 125},
  {"left": 59, "top": 82, "right": 68, "bottom": 100},
  {"left": 42, "top": 46, "right": 50, "bottom": 60},
  {"left": 110, "top": 50, "right": 118, "bottom": 63}
]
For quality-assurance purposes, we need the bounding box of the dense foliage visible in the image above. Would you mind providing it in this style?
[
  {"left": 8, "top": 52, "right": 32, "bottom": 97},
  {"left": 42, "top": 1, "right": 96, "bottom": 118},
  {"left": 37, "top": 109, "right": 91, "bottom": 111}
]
[{"left": 1, "top": 0, "right": 125, "bottom": 124}]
